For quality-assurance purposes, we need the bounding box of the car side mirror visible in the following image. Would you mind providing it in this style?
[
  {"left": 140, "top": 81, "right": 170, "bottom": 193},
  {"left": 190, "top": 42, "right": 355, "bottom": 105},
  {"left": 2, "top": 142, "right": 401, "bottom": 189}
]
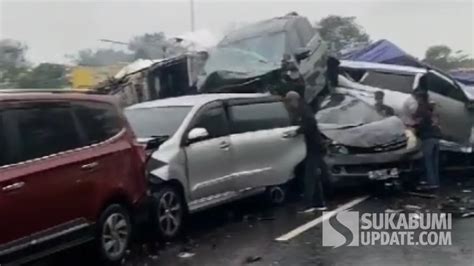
[
  {"left": 294, "top": 48, "right": 311, "bottom": 61},
  {"left": 146, "top": 138, "right": 161, "bottom": 150},
  {"left": 187, "top": 127, "right": 209, "bottom": 142}
]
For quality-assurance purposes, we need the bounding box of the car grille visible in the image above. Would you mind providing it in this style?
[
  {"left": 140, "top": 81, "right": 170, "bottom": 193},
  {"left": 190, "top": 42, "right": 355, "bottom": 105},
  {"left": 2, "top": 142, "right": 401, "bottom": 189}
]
[{"left": 347, "top": 136, "right": 407, "bottom": 154}]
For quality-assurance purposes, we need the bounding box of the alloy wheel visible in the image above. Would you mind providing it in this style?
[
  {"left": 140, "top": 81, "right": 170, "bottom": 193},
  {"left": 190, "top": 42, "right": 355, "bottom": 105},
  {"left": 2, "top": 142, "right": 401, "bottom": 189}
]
[
  {"left": 102, "top": 213, "right": 129, "bottom": 260},
  {"left": 157, "top": 190, "right": 182, "bottom": 237}
]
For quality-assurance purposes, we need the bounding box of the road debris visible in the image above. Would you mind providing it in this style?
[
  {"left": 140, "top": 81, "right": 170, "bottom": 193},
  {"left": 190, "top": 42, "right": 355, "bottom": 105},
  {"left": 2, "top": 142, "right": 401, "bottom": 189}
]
[
  {"left": 407, "top": 191, "right": 437, "bottom": 199},
  {"left": 385, "top": 209, "right": 403, "bottom": 214},
  {"left": 440, "top": 195, "right": 474, "bottom": 217},
  {"left": 461, "top": 212, "right": 474, "bottom": 218},
  {"left": 404, "top": 204, "right": 423, "bottom": 211},
  {"left": 462, "top": 189, "right": 472, "bottom": 193},
  {"left": 178, "top": 252, "right": 196, "bottom": 259},
  {"left": 244, "top": 256, "right": 263, "bottom": 264}
]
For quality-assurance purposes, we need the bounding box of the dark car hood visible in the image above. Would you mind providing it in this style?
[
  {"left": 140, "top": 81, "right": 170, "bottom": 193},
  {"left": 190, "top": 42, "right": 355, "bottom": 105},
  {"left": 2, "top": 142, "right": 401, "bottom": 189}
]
[{"left": 319, "top": 116, "right": 406, "bottom": 148}]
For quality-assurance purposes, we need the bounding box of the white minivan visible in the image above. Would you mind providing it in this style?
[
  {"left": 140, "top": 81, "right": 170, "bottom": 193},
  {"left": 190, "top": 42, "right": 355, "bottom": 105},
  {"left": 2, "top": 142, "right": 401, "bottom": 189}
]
[{"left": 125, "top": 94, "right": 306, "bottom": 239}]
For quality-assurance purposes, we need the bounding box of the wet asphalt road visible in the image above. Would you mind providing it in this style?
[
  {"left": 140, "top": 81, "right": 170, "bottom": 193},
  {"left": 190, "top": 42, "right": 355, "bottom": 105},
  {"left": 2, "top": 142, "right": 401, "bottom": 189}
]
[{"left": 31, "top": 175, "right": 474, "bottom": 266}]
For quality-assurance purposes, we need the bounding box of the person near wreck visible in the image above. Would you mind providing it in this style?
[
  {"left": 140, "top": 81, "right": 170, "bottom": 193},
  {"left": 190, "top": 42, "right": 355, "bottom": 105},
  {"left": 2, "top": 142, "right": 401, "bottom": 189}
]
[
  {"left": 411, "top": 77, "right": 442, "bottom": 191},
  {"left": 374, "top": 91, "right": 395, "bottom": 117},
  {"left": 285, "top": 91, "right": 328, "bottom": 213},
  {"left": 279, "top": 55, "right": 306, "bottom": 97}
]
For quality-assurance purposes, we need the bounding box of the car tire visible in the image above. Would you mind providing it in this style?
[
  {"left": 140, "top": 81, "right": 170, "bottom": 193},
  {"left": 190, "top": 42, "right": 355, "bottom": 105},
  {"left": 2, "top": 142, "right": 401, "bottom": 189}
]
[
  {"left": 266, "top": 185, "right": 287, "bottom": 205},
  {"left": 97, "top": 204, "right": 131, "bottom": 264},
  {"left": 152, "top": 185, "right": 185, "bottom": 240}
]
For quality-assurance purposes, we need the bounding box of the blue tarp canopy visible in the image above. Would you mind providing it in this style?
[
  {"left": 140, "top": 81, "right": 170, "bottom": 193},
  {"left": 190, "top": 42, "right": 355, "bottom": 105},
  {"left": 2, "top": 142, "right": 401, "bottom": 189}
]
[
  {"left": 340, "top": 39, "right": 474, "bottom": 85},
  {"left": 341, "top": 39, "right": 425, "bottom": 68},
  {"left": 450, "top": 70, "right": 474, "bottom": 85}
]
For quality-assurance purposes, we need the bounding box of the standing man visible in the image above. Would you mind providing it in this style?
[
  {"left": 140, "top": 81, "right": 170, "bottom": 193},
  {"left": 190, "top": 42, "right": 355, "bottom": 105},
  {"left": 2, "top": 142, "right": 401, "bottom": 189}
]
[
  {"left": 374, "top": 91, "right": 395, "bottom": 117},
  {"left": 413, "top": 84, "right": 442, "bottom": 191},
  {"left": 285, "top": 91, "right": 328, "bottom": 213}
]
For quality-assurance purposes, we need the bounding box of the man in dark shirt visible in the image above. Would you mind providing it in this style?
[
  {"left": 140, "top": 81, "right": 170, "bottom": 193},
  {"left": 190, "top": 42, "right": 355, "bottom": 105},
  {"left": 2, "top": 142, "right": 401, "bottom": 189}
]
[
  {"left": 374, "top": 91, "right": 395, "bottom": 117},
  {"left": 285, "top": 91, "right": 328, "bottom": 213}
]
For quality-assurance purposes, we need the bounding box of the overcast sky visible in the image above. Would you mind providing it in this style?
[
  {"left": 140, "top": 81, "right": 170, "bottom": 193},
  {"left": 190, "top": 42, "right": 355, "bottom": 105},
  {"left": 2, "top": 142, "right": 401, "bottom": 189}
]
[{"left": 0, "top": 0, "right": 472, "bottom": 64}]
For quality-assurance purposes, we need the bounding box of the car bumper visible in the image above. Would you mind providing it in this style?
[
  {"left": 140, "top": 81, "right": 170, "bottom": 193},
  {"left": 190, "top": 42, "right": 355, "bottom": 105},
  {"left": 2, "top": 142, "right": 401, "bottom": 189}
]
[{"left": 325, "top": 147, "right": 422, "bottom": 186}]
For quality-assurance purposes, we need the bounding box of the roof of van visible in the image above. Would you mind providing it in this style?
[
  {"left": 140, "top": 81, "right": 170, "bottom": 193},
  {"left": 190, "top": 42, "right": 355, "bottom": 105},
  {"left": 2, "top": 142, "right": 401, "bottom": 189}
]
[
  {"left": 126, "top": 93, "right": 272, "bottom": 109},
  {"left": 219, "top": 15, "right": 310, "bottom": 45},
  {"left": 340, "top": 60, "right": 427, "bottom": 75}
]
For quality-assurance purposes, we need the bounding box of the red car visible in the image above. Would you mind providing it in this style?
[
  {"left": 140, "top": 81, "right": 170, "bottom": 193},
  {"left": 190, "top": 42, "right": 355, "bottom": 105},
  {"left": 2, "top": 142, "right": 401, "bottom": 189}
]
[{"left": 0, "top": 90, "right": 147, "bottom": 264}]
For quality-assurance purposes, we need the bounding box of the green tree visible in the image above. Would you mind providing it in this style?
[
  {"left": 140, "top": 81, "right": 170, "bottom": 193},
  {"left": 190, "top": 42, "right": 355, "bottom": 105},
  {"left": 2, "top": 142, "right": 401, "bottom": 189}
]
[
  {"left": 70, "top": 48, "right": 133, "bottom": 66},
  {"left": 128, "top": 32, "right": 184, "bottom": 59},
  {"left": 0, "top": 39, "right": 29, "bottom": 88},
  {"left": 316, "top": 15, "right": 370, "bottom": 55},
  {"left": 17, "top": 63, "right": 68, "bottom": 88},
  {"left": 423, "top": 45, "right": 474, "bottom": 70}
]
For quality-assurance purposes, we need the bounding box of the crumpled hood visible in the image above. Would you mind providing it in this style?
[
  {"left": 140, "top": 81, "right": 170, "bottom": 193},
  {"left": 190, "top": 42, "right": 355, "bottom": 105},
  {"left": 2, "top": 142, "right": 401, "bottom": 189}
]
[{"left": 319, "top": 116, "right": 406, "bottom": 147}]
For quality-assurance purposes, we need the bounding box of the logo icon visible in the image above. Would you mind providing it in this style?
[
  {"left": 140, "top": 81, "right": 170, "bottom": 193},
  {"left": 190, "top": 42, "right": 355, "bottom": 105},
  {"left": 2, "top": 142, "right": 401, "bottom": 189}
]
[{"left": 322, "top": 211, "right": 360, "bottom": 247}]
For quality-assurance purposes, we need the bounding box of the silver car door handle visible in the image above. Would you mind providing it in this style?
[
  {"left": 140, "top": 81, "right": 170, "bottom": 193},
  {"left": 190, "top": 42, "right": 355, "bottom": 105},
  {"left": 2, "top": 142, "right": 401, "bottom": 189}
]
[
  {"left": 219, "top": 141, "right": 230, "bottom": 150},
  {"left": 2, "top": 182, "right": 25, "bottom": 192},
  {"left": 81, "top": 162, "right": 99, "bottom": 171}
]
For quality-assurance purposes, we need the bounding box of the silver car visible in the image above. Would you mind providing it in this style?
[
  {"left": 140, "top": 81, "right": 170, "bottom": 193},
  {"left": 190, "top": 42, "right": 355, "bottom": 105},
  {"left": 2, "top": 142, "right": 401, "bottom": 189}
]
[
  {"left": 339, "top": 60, "right": 474, "bottom": 144},
  {"left": 125, "top": 94, "right": 305, "bottom": 239}
]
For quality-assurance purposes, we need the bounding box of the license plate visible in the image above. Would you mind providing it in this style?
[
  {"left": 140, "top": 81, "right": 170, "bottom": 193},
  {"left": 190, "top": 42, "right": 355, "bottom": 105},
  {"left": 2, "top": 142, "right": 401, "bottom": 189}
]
[{"left": 368, "top": 168, "right": 399, "bottom": 180}]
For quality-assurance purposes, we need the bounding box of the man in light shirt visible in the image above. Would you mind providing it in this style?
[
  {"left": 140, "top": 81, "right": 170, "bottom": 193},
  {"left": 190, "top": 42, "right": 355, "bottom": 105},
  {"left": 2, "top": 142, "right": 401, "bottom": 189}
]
[{"left": 402, "top": 91, "right": 419, "bottom": 127}]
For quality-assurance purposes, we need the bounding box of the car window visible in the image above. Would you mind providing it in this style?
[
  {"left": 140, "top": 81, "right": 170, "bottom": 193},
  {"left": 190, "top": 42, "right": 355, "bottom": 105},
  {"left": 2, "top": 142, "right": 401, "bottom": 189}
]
[
  {"left": 362, "top": 71, "right": 415, "bottom": 93},
  {"left": 73, "top": 102, "right": 123, "bottom": 145},
  {"left": 125, "top": 106, "right": 192, "bottom": 138},
  {"left": 229, "top": 101, "right": 290, "bottom": 134},
  {"left": 426, "top": 72, "right": 466, "bottom": 102},
  {"left": 7, "top": 102, "right": 83, "bottom": 163},
  {"left": 221, "top": 32, "right": 287, "bottom": 63},
  {"left": 192, "top": 105, "right": 228, "bottom": 138},
  {"left": 0, "top": 112, "right": 7, "bottom": 167}
]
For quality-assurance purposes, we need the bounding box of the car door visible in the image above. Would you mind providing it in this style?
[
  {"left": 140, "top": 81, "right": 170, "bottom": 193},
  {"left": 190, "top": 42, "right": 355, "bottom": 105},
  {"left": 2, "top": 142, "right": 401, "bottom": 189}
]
[
  {"left": 0, "top": 101, "right": 88, "bottom": 248},
  {"left": 423, "top": 71, "right": 471, "bottom": 143},
  {"left": 228, "top": 99, "right": 306, "bottom": 191},
  {"left": 184, "top": 101, "right": 234, "bottom": 200},
  {"left": 72, "top": 101, "right": 144, "bottom": 220}
]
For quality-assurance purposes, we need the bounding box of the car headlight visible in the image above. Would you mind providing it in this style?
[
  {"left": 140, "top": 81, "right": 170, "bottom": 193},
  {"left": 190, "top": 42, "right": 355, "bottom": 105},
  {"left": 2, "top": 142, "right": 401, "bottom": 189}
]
[
  {"left": 328, "top": 142, "right": 350, "bottom": 155},
  {"left": 405, "top": 129, "right": 418, "bottom": 150}
]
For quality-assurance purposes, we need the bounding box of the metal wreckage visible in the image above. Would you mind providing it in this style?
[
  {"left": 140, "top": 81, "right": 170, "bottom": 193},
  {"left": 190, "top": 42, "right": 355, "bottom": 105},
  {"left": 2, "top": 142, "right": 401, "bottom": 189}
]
[{"left": 93, "top": 13, "right": 473, "bottom": 186}]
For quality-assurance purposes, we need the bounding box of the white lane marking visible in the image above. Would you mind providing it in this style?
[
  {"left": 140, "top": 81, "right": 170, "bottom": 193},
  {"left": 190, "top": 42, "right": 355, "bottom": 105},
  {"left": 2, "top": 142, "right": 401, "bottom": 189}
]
[{"left": 275, "top": 195, "right": 370, "bottom": 242}]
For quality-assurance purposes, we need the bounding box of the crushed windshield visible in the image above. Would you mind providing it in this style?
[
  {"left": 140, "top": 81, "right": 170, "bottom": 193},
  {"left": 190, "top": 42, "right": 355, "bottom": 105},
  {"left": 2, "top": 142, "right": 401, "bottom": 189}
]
[
  {"left": 317, "top": 94, "right": 384, "bottom": 126},
  {"left": 204, "top": 47, "right": 277, "bottom": 75},
  {"left": 125, "top": 106, "right": 192, "bottom": 138},
  {"left": 220, "top": 32, "right": 287, "bottom": 63}
]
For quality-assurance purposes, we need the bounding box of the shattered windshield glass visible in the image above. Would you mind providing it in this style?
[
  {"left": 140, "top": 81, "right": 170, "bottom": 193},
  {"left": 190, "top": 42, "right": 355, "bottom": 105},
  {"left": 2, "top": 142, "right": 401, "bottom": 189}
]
[
  {"left": 125, "top": 106, "right": 192, "bottom": 138},
  {"left": 317, "top": 94, "right": 384, "bottom": 126},
  {"left": 204, "top": 47, "right": 278, "bottom": 75},
  {"left": 220, "top": 32, "right": 287, "bottom": 63}
]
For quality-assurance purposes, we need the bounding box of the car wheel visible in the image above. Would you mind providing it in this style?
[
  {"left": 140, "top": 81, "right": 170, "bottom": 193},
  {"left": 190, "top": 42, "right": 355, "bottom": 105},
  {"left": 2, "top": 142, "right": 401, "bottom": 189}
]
[
  {"left": 266, "top": 185, "right": 286, "bottom": 205},
  {"left": 97, "top": 204, "right": 131, "bottom": 264},
  {"left": 152, "top": 186, "right": 185, "bottom": 240}
]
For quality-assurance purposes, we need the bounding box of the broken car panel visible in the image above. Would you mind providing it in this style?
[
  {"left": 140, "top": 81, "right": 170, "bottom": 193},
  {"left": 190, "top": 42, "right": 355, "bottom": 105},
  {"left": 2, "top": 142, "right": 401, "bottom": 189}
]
[{"left": 317, "top": 93, "right": 421, "bottom": 186}]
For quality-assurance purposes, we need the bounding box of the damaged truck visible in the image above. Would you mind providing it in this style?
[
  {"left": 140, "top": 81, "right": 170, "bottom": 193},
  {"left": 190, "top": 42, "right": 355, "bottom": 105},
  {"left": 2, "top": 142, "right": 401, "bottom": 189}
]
[{"left": 93, "top": 13, "right": 329, "bottom": 108}]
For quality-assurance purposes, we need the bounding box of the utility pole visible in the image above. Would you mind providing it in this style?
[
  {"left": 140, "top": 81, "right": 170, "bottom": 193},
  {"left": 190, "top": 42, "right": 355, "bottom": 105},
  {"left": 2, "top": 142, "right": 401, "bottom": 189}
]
[{"left": 190, "top": 0, "right": 195, "bottom": 32}]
